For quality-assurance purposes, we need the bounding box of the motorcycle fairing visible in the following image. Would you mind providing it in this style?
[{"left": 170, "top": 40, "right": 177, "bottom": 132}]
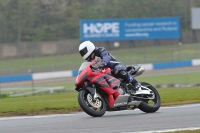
[
  {"left": 75, "top": 62, "right": 95, "bottom": 86},
  {"left": 76, "top": 62, "right": 121, "bottom": 108},
  {"left": 113, "top": 94, "right": 129, "bottom": 107},
  {"left": 91, "top": 74, "right": 120, "bottom": 108},
  {"left": 104, "top": 75, "right": 120, "bottom": 89},
  {"left": 76, "top": 71, "right": 88, "bottom": 85}
]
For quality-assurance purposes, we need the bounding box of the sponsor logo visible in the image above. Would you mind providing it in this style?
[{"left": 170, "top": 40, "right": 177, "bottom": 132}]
[
  {"left": 83, "top": 22, "right": 120, "bottom": 38},
  {"left": 114, "top": 102, "right": 127, "bottom": 107},
  {"left": 83, "top": 22, "right": 119, "bottom": 34}
]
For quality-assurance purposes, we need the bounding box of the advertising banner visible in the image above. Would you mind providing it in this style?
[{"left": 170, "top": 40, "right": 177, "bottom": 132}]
[{"left": 80, "top": 17, "right": 180, "bottom": 41}]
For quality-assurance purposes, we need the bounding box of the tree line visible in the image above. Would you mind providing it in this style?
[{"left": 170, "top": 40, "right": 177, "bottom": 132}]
[{"left": 0, "top": 0, "right": 199, "bottom": 43}]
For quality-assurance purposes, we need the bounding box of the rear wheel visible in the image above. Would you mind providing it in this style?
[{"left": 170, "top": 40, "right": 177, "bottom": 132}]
[
  {"left": 137, "top": 82, "right": 161, "bottom": 113},
  {"left": 78, "top": 89, "right": 106, "bottom": 117}
]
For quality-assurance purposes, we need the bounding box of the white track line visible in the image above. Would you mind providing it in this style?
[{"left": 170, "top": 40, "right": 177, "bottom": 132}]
[
  {"left": 0, "top": 113, "right": 81, "bottom": 121},
  {"left": 161, "top": 103, "right": 200, "bottom": 109},
  {"left": 123, "top": 127, "right": 200, "bottom": 133}
]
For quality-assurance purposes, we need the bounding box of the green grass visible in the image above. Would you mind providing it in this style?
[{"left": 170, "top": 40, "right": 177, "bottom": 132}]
[
  {"left": 111, "top": 43, "right": 200, "bottom": 64},
  {"left": 137, "top": 71, "right": 200, "bottom": 85},
  {"left": 0, "top": 87, "right": 200, "bottom": 116},
  {"left": 0, "top": 43, "right": 200, "bottom": 75},
  {"left": 159, "top": 87, "right": 200, "bottom": 106},
  {"left": 0, "top": 92, "right": 79, "bottom": 116}
]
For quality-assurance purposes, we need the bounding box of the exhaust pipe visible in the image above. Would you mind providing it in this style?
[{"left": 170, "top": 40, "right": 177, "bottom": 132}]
[{"left": 128, "top": 101, "right": 142, "bottom": 106}]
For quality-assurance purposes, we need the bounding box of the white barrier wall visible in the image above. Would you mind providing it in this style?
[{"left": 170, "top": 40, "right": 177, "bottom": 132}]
[
  {"left": 32, "top": 71, "right": 72, "bottom": 80},
  {"left": 192, "top": 59, "right": 200, "bottom": 66},
  {"left": 1, "top": 59, "right": 200, "bottom": 83}
]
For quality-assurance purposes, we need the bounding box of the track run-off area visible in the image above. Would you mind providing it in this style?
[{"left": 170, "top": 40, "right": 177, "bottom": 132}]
[{"left": 0, "top": 104, "right": 200, "bottom": 133}]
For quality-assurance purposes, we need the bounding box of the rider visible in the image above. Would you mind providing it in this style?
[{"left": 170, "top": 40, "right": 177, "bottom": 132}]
[{"left": 78, "top": 41, "right": 141, "bottom": 91}]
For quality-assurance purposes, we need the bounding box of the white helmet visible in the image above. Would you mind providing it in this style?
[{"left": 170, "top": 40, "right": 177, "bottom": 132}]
[{"left": 79, "top": 41, "right": 95, "bottom": 60}]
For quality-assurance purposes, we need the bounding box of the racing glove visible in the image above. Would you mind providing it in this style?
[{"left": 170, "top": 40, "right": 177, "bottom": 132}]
[{"left": 99, "top": 62, "right": 107, "bottom": 69}]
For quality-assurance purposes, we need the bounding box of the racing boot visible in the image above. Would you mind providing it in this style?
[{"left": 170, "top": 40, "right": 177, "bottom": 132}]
[
  {"left": 132, "top": 81, "right": 141, "bottom": 91},
  {"left": 127, "top": 75, "right": 141, "bottom": 91}
]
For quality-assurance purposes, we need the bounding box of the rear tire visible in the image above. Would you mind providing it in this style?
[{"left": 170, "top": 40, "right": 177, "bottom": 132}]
[
  {"left": 78, "top": 89, "right": 106, "bottom": 117},
  {"left": 138, "top": 82, "right": 161, "bottom": 113}
]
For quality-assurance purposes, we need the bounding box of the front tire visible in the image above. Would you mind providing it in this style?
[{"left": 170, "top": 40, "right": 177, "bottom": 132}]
[
  {"left": 78, "top": 89, "right": 106, "bottom": 117},
  {"left": 138, "top": 82, "right": 161, "bottom": 113}
]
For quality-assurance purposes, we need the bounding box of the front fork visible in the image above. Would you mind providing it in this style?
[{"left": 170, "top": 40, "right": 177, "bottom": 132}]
[
  {"left": 83, "top": 86, "right": 98, "bottom": 101},
  {"left": 83, "top": 83, "right": 120, "bottom": 108}
]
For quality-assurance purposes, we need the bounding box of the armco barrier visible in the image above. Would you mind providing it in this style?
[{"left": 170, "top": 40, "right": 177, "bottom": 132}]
[{"left": 0, "top": 59, "right": 200, "bottom": 83}]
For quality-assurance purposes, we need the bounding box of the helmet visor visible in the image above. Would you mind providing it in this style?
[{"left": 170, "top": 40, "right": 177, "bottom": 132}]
[
  {"left": 79, "top": 47, "right": 88, "bottom": 57},
  {"left": 86, "top": 53, "right": 94, "bottom": 61}
]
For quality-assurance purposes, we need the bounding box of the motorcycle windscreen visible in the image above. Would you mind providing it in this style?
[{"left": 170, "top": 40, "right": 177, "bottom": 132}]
[{"left": 78, "top": 62, "right": 91, "bottom": 74}]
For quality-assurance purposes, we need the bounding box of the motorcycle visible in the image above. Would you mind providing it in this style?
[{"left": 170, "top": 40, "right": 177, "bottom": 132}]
[{"left": 75, "top": 61, "right": 161, "bottom": 117}]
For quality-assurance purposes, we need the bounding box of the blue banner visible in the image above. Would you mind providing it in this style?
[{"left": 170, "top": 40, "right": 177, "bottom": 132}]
[{"left": 80, "top": 17, "right": 180, "bottom": 41}]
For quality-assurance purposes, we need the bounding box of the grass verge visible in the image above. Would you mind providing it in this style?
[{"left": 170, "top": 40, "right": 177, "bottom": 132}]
[
  {"left": 0, "top": 87, "right": 200, "bottom": 117},
  {"left": 137, "top": 71, "right": 200, "bottom": 85},
  {"left": 159, "top": 87, "right": 200, "bottom": 106},
  {"left": 0, "top": 92, "right": 79, "bottom": 117}
]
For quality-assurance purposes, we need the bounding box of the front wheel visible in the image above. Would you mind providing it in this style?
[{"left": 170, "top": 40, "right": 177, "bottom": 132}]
[
  {"left": 78, "top": 89, "right": 106, "bottom": 117},
  {"left": 137, "top": 82, "right": 161, "bottom": 113}
]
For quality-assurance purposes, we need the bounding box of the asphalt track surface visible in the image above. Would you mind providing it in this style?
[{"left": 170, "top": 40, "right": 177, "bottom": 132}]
[{"left": 1, "top": 104, "right": 200, "bottom": 133}]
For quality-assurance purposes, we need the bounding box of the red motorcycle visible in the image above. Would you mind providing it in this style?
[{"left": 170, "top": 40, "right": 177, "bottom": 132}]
[{"left": 75, "top": 61, "right": 161, "bottom": 117}]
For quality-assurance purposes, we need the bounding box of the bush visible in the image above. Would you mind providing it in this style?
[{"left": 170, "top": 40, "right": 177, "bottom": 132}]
[{"left": 0, "top": 94, "right": 10, "bottom": 99}]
